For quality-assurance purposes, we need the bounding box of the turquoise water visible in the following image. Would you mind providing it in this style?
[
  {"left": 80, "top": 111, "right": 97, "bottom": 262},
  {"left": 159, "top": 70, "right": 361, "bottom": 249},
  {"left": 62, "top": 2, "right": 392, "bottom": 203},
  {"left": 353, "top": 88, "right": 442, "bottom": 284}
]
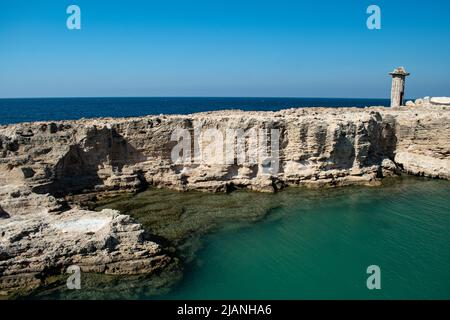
[
  {"left": 28, "top": 178, "right": 450, "bottom": 299},
  {"left": 157, "top": 178, "right": 450, "bottom": 300}
]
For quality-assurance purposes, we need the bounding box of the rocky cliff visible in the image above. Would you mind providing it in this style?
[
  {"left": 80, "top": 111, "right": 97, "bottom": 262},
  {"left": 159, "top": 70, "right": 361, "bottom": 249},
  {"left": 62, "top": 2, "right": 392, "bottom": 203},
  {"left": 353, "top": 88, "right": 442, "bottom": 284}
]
[{"left": 1, "top": 103, "right": 449, "bottom": 295}]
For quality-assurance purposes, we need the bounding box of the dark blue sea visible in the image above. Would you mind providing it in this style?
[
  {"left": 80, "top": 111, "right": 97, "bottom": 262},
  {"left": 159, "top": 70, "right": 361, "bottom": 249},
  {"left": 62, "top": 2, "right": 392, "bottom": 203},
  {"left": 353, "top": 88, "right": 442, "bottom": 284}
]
[{"left": 0, "top": 97, "right": 390, "bottom": 125}]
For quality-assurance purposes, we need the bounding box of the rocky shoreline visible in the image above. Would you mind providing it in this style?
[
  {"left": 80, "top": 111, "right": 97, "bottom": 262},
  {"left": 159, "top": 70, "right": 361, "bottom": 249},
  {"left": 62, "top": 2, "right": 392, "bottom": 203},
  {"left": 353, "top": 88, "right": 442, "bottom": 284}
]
[{"left": 1, "top": 102, "right": 449, "bottom": 296}]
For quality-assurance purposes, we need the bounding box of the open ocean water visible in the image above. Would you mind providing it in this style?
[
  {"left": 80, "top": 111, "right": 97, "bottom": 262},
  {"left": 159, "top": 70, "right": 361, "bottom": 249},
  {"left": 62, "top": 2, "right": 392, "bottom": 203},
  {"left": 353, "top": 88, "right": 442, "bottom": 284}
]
[{"left": 0, "top": 97, "right": 390, "bottom": 125}]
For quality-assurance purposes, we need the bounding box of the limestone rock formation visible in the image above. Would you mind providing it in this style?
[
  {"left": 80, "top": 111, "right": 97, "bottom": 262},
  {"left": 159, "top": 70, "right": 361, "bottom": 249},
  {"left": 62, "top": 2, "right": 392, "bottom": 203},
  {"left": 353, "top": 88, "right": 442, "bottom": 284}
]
[
  {"left": 2, "top": 104, "right": 447, "bottom": 193},
  {"left": 430, "top": 97, "right": 450, "bottom": 106},
  {"left": 0, "top": 103, "right": 449, "bottom": 295},
  {"left": 0, "top": 205, "right": 9, "bottom": 219},
  {"left": 405, "top": 96, "right": 450, "bottom": 108},
  {"left": 0, "top": 208, "right": 173, "bottom": 294},
  {"left": 0, "top": 182, "right": 176, "bottom": 296}
]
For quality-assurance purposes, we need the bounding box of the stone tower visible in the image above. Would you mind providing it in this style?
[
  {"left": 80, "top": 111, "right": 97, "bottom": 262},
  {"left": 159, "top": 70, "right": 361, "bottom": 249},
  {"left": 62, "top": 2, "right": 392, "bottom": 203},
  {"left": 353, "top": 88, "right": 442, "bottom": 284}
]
[{"left": 389, "top": 67, "right": 410, "bottom": 107}]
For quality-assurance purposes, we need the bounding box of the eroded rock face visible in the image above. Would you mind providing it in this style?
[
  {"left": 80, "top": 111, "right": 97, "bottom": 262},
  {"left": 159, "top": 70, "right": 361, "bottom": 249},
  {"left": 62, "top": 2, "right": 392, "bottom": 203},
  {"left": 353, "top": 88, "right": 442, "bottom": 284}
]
[
  {"left": 2, "top": 106, "right": 448, "bottom": 193},
  {"left": 0, "top": 205, "right": 9, "bottom": 219},
  {"left": 0, "top": 105, "right": 449, "bottom": 294},
  {"left": 0, "top": 156, "right": 176, "bottom": 295},
  {"left": 0, "top": 208, "right": 173, "bottom": 294}
]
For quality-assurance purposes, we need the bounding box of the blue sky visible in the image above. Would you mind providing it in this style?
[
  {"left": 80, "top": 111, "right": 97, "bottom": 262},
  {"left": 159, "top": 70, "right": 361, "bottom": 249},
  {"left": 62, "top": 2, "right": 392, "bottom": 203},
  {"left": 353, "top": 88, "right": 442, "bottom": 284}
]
[{"left": 1, "top": 0, "right": 450, "bottom": 98}]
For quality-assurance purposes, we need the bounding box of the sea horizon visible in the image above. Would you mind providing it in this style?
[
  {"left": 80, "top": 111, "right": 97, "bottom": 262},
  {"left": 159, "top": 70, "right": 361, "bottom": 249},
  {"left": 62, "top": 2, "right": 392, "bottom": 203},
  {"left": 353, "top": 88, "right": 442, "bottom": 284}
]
[
  {"left": 0, "top": 96, "right": 394, "bottom": 125},
  {"left": 0, "top": 96, "right": 393, "bottom": 100}
]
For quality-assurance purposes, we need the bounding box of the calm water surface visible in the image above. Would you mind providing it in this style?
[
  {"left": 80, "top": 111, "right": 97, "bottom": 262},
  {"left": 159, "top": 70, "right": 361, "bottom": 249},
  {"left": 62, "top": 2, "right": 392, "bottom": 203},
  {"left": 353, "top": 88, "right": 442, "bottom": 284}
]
[{"left": 94, "top": 177, "right": 450, "bottom": 300}]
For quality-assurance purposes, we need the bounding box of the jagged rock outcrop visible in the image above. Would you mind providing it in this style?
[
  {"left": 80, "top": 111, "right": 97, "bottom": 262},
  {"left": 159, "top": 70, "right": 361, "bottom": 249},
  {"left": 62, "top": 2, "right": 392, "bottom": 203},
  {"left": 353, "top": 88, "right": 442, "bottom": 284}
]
[
  {"left": 0, "top": 103, "right": 449, "bottom": 295},
  {"left": 405, "top": 96, "right": 450, "bottom": 108},
  {"left": 0, "top": 205, "right": 9, "bottom": 219},
  {"left": 2, "top": 105, "right": 448, "bottom": 194},
  {"left": 0, "top": 208, "right": 173, "bottom": 294}
]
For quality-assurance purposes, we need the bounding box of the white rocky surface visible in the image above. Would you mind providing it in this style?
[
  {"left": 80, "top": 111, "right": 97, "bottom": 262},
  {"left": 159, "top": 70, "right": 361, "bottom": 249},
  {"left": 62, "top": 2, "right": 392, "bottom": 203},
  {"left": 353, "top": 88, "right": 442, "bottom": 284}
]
[
  {"left": 0, "top": 180, "right": 175, "bottom": 295},
  {"left": 430, "top": 97, "right": 450, "bottom": 105},
  {"left": 405, "top": 96, "right": 450, "bottom": 108}
]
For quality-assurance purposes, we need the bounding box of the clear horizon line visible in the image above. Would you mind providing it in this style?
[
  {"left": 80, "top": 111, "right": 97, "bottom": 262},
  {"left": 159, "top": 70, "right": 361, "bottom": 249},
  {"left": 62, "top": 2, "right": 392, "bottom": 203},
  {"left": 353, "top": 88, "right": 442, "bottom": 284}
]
[{"left": 0, "top": 95, "right": 393, "bottom": 100}]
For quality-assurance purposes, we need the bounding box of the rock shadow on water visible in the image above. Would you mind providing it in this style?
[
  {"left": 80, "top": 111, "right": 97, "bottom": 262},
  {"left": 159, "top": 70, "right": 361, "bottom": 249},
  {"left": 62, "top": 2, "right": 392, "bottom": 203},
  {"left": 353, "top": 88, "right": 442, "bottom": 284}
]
[
  {"left": 94, "top": 188, "right": 284, "bottom": 261},
  {"left": 18, "top": 262, "right": 182, "bottom": 300}
]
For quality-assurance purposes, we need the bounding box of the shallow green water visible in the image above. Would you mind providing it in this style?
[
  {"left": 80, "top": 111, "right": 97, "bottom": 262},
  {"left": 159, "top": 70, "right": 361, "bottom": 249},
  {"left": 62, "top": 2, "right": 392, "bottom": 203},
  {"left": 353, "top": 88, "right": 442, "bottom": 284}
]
[
  {"left": 29, "top": 177, "right": 450, "bottom": 299},
  {"left": 155, "top": 178, "right": 450, "bottom": 300}
]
